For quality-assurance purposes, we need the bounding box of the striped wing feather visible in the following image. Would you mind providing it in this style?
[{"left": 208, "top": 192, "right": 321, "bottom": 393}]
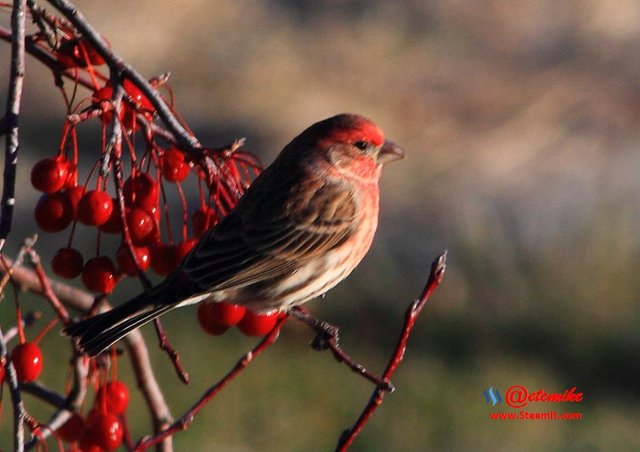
[{"left": 182, "top": 178, "right": 356, "bottom": 293}]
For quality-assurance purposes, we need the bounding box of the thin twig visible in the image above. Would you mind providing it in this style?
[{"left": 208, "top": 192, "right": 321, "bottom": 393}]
[
  {"left": 153, "top": 317, "right": 190, "bottom": 384},
  {"left": 1, "top": 3, "right": 30, "bottom": 431},
  {"left": 0, "top": 325, "right": 27, "bottom": 452},
  {"left": 21, "top": 381, "right": 68, "bottom": 408},
  {"left": 290, "top": 306, "right": 394, "bottom": 392},
  {"left": 0, "top": 0, "right": 27, "bottom": 254},
  {"left": 336, "top": 251, "right": 447, "bottom": 451},
  {"left": 134, "top": 316, "right": 288, "bottom": 451},
  {"left": 27, "top": 248, "right": 71, "bottom": 324}
]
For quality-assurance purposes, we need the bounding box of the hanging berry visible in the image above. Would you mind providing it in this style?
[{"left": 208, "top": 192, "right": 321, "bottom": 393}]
[
  {"left": 123, "top": 173, "right": 159, "bottom": 214},
  {"left": 77, "top": 190, "right": 114, "bottom": 226},
  {"left": 162, "top": 148, "right": 191, "bottom": 182},
  {"left": 34, "top": 192, "right": 74, "bottom": 232},
  {"left": 81, "top": 256, "right": 118, "bottom": 293},
  {"left": 11, "top": 342, "right": 44, "bottom": 383},
  {"left": 237, "top": 311, "right": 279, "bottom": 337},
  {"left": 115, "top": 243, "right": 150, "bottom": 276},
  {"left": 52, "top": 247, "right": 84, "bottom": 279},
  {"left": 97, "top": 380, "right": 130, "bottom": 415},
  {"left": 31, "top": 156, "right": 70, "bottom": 193}
]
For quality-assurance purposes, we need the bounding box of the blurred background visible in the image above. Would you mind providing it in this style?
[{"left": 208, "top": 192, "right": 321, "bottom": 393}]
[{"left": 2, "top": 0, "right": 640, "bottom": 450}]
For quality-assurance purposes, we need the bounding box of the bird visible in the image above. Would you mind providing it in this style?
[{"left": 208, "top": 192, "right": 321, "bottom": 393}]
[{"left": 63, "top": 113, "right": 405, "bottom": 356}]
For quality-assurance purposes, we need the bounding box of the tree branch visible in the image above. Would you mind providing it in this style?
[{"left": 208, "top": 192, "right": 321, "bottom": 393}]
[
  {"left": 336, "top": 251, "right": 447, "bottom": 451},
  {"left": 0, "top": 326, "right": 27, "bottom": 452},
  {"left": 45, "top": 0, "right": 201, "bottom": 154},
  {"left": 290, "top": 306, "right": 394, "bottom": 391},
  {"left": 0, "top": 0, "right": 27, "bottom": 254}
]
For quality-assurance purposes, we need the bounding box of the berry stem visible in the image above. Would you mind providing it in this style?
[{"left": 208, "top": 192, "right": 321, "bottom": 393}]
[
  {"left": 15, "top": 304, "right": 26, "bottom": 344},
  {"left": 33, "top": 318, "right": 58, "bottom": 345},
  {"left": 175, "top": 181, "right": 188, "bottom": 241}
]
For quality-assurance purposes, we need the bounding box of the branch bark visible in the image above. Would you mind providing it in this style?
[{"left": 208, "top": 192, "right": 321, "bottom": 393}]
[{"left": 0, "top": 0, "right": 27, "bottom": 254}]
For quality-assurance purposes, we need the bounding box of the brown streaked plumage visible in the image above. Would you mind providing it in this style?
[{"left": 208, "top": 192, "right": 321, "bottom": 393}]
[{"left": 63, "top": 113, "right": 405, "bottom": 356}]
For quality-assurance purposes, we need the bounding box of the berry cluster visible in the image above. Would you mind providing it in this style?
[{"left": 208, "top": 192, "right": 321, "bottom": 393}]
[
  {"left": 57, "top": 380, "right": 129, "bottom": 450},
  {"left": 29, "top": 30, "right": 261, "bottom": 296},
  {"left": 0, "top": 5, "right": 282, "bottom": 450},
  {"left": 197, "top": 302, "right": 284, "bottom": 337}
]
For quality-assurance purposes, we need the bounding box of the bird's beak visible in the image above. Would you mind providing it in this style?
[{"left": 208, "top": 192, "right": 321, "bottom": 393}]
[{"left": 377, "top": 140, "right": 405, "bottom": 165}]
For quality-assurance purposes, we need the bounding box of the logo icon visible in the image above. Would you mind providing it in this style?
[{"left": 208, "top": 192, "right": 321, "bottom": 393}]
[{"left": 484, "top": 387, "right": 502, "bottom": 406}]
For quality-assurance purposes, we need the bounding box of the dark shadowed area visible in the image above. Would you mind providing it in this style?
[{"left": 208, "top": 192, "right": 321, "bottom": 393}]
[{"left": 1, "top": 0, "right": 639, "bottom": 450}]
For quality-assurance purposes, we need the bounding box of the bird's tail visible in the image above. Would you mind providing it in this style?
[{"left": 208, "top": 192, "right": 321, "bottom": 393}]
[{"left": 63, "top": 291, "right": 175, "bottom": 357}]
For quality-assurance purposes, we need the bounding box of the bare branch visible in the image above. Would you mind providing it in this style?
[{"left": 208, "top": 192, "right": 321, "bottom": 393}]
[
  {"left": 27, "top": 248, "right": 71, "bottom": 324},
  {"left": 0, "top": 0, "right": 27, "bottom": 254},
  {"left": 336, "top": 251, "right": 447, "bottom": 451},
  {"left": 290, "top": 306, "right": 394, "bottom": 391},
  {"left": 153, "top": 318, "right": 190, "bottom": 385},
  {"left": 0, "top": 325, "right": 27, "bottom": 452}
]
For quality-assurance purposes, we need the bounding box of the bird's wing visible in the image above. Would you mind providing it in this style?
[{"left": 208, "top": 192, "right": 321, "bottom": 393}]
[{"left": 180, "top": 179, "right": 357, "bottom": 293}]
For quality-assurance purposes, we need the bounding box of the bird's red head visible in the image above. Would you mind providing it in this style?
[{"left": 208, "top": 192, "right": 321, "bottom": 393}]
[
  {"left": 316, "top": 114, "right": 386, "bottom": 149},
  {"left": 289, "top": 114, "right": 404, "bottom": 181}
]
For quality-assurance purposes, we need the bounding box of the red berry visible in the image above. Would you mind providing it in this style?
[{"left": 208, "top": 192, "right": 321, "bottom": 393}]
[
  {"left": 209, "top": 302, "right": 245, "bottom": 327},
  {"left": 123, "top": 173, "right": 158, "bottom": 213},
  {"left": 174, "top": 238, "right": 198, "bottom": 265},
  {"left": 115, "top": 242, "right": 150, "bottom": 276},
  {"left": 31, "top": 156, "right": 69, "bottom": 193},
  {"left": 11, "top": 342, "right": 43, "bottom": 383},
  {"left": 92, "top": 85, "right": 113, "bottom": 103},
  {"left": 52, "top": 247, "right": 84, "bottom": 279},
  {"left": 58, "top": 412, "right": 85, "bottom": 443},
  {"left": 126, "top": 208, "right": 155, "bottom": 244},
  {"left": 123, "top": 79, "right": 154, "bottom": 112},
  {"left": 197, "top": 303, "right": 230, "bottom": 335},
  {"left": 162, "top": 148, "right": 191, "bottom": 182},
  {"left": 192, "top": 207, "right": 217, "bottom": 237},
  {"left": 58, "top": 38, "right": 105, "bottom": 68},
  {"left": 99, "top": 199, "right": 123, "bottom": 234},
  {"left": 97, "top": 381, "right": 130, "bottom": 415},
  {"left": 81, "top": 256, "right": 117, "bottom": 293},
  {"left": 237, "top": 311, "right": 279, "bottom": 336},
  {"left": 89, "top": 412, "right": 123, "bottom": 450},
  {"left": 92, "top": 81, "right": 147, "bottom": 126},
  {"left": 77, "top": 190, "right": 113, "bottom": 226},
  {"left": 150, "top": 242, "right": 177, "bottom": 276},
  {"left": 34, "top": 192, "right": 73, "bottom": 232}
]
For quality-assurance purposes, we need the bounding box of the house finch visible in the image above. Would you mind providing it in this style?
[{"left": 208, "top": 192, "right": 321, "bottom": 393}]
[{"left": 63, "top": 113, "right": 404, "bottom": 356}]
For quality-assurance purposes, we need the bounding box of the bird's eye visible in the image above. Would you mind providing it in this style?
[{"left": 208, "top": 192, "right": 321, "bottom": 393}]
[{"left": 354, "top": 141, "right": 369, "bottom": 151}]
